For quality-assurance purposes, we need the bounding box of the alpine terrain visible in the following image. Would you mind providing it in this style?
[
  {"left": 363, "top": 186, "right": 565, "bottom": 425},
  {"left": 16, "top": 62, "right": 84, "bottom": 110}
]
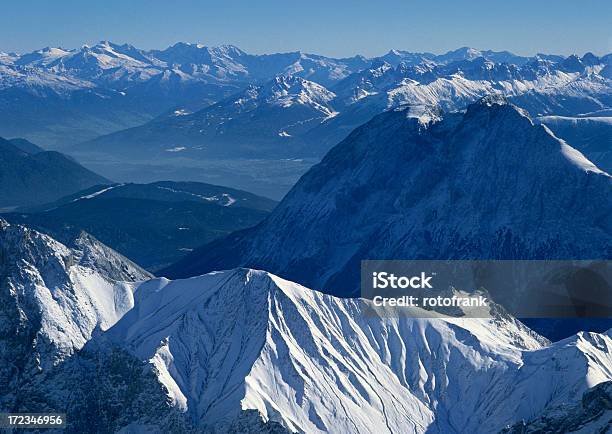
[
  {"left": 163, "top": 97, "right": 612, "bottom": 298},
  {"left": 74, "top": 49, "right": 612, "bottom": 161},
  {"left": 2, "top": 220, "right": 612, "bottom": 433}
]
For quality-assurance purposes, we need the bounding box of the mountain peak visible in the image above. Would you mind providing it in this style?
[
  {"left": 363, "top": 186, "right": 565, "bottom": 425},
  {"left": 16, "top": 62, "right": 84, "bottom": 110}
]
[
  {"left": 258, "top": 74, "right": 336, "bottom": 112},
  {"left": 476, "top": 93, "right": 509, "bottom": 106},
  {"left": 0, "top": 221, "right": 149, "bottom": 365},
  {"left": 99, "top": 266, "right": 611, "bottom": 432},
  {"left": 165, "top": 98, "right": 611, "bottom": 296},
  {"left": 467, "top": 95, "right": 533, "bottom": 124}
]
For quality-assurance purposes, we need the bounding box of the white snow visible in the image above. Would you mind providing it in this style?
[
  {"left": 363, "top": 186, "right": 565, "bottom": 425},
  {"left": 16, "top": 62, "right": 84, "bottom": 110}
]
[
  {"left": 72, "top": 183, "right": 124, "bottom": 202},
  {"left": 156, "top": 185, "right": 236, "bottom": 206},
  {"left": 5, "top": 216, "right": 612, "bottom": 433},
  {"left": 0, "top": 220, "right": 150, "bottom": 366},
  {"left": 101, "top": 269, "right": 612, "bottom": 433},
  {"left": 559, "top": 141, "right": 608, "bottom": 175},
  {"left": 165, "top": 146, "right": 187, "bottom": 152}
]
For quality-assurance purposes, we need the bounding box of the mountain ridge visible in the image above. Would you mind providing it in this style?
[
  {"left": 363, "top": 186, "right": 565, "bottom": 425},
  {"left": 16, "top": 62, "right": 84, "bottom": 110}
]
[
  {"left": 2, "top": 224, "right": 612, "bottom": 433},
  {"left": 2, "top": 181, "right": 276, "bottom": 271},
  {"left": 161, "top": 98, "right": 611, "bottom": 300},
  {"left": 71, "top": 49, "right": 611, "bottom": 161},
  {"left": 2, "top": 41, "right": 609, "bottom": 149}
]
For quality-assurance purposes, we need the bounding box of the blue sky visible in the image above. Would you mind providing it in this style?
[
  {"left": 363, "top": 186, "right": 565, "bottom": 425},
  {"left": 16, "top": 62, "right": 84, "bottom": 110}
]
[{"left": 1, "top": 0, "right": 610, "bottom": 56}]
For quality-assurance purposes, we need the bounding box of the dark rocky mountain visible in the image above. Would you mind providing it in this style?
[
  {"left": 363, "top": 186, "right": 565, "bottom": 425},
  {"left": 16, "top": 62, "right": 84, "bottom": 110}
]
[
  {"left": 8, "top": 137, "right": 44, "bottom": 154},
  {"left": 503, "top": 380, "right": 612, "bottom": 433},
  {"left": 162, "top": 98, "right": 611, "bottom": 301},
  {"left": 2, "top": 181, "right": 275, "bottom": 271},
  {"left": 0, "top": 136, "right": 109, "bottom": 209}
]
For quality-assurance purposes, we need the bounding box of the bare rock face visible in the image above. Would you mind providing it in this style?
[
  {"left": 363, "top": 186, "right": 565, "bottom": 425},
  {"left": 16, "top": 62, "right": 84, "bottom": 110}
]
[{"left": 503, "top": 380, "right": 612, "bottom": 433}]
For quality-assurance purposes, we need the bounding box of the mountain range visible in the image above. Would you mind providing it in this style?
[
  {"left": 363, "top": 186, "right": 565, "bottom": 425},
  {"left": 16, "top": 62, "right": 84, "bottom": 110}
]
[
  {"left": 3, "top": 218, "right": 612, "bottom": 433},
  {"left": 72, "top": 47, "right": 611, "bottom": 162},
  {"left": 1, "top": 42, "right": 608, "bottom": 152},
  {"left": 0, "top": 41, "right": 368, "bottom": 147},
  {"left": 76, "top": 75, "right": 339, "bottom": 159},
  {"left": 162, "top": 98, "right": 611, "bottom": 303},
  {"left": 3, "top": 42, "right": 608, "bottom": 199},
  {"left": 1, "top": 42, "right": 611, "bottom": 433}
]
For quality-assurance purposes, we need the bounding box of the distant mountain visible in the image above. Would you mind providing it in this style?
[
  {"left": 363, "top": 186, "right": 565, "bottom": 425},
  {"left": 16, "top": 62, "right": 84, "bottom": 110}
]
[
  {"left": 76, "top": 75, "right": 337, "bottom": 159},
  {"left": 74, "top": 48, "right": 611, "bottom": 162},
  {"left": 2, "top": 41, "right": 609, "bottom": 151},
  {"left": 3, "top": 224, "right": 612, "bottom": 433},
  {"left": 0, "top": 136, "right": 109, "bottom": 208},
  {"left": 3, "top": 181, "right": 275, "bottom": 270},
  {"left": 162, "top": 98, "right": 611, "bottom": 302},
  {"left": 8, "top": 137, "right": 44, "bottom": 153},
  {"left": 0, "top": 42, "right": 369, "bottom": 147}
]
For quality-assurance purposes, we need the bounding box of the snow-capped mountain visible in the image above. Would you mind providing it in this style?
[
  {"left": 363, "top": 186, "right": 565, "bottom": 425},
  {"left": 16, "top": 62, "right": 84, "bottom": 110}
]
[
  {"left": 332, "top": 53, "right": 610, "bottom": 113},
  {"left": 4, "top": 232, "right": 612, "bottom": 434},
  {"left": 0, "top": 218, "right": 150, "bottom": 409},
  {"left": 1, "top": 41, "right": 609, "bottom": 152},
  {"left": 150, "top": 43, "right": 369, "bottom": 87},
  {"left": 101, "top": 269, "right": 612, "bottom": 433},
  {"left": 99, "top": 269, "right": 547, "bottom": 433},
  {"left": 76, "top": 75, "right": 338, "bottom": 159},
  {"left": 0, "top": 218, "right": 150, "bottom": 357},
  {"left": 71, "top": 47, "right": 611, "bottom": 161},
  {"left": 163, "top": 97, "right": 612, "bottom": 299},
  {"left": 14, "top": 42, "right": 159, "bottom": 85}
]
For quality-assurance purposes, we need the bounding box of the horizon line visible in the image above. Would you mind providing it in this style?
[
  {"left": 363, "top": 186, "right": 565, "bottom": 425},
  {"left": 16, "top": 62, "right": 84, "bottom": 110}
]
[{"left": 2, "top": 40, "right": 610, "bottom": 59}]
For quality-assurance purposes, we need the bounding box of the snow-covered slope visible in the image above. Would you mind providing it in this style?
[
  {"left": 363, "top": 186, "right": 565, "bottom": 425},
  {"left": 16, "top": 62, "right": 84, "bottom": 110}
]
[
  {"left": 98, "top": 269, "right": 611, "bottom": 433},
  {"left": 537, "top": 115, "right": 612, "bottom": 173},
  {"left": 0, "top": 218, "right": 150, "bottom": 361},
  {"left": 77, "top": 75, "right": 338, "bottom": 158},
  {"left": 0, "top": 218, "right": 150, "bottom": 413},
  {"left": 164, "top": 97, "right": 612, "bottom": 297},
  {"left": 2, "top": 221, "right": 612, "bottom": 433}
]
